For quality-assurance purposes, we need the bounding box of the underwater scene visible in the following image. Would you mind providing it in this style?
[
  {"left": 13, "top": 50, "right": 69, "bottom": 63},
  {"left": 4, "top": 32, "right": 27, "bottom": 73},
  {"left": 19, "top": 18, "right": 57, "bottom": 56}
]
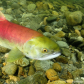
[{"left": 0, "top": 0, "right": 84, "bottom": 84}]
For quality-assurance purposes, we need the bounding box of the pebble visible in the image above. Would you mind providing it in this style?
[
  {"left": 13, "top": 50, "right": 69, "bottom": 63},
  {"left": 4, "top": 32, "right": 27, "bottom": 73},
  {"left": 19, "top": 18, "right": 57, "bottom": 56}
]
[
  {"left": 0, "top": 69, "right": 2, "bottom": 76},
  {"left": 65, "top": 11, "right": 83, "bottom": 25},
  {"left": 18, "top": 66, "right": 24, "bottom": 76},
  {"left": 55, "top": 56, "right": 69, "bottom": 64},
  {"left": 57, "top": 19, "right": 66, "bottom": 27},
  {"left": 44, "top": 26, "right": 52, "bottom": 32},
  {"left": 52, "top": 63, "right": 62, "bottom": 72},
  {"left": 52, "top": 11, "right": 59, "bottom": 16},
  {"left": 18, "top": 72, "right": 47, "bottom": 84},
  {"left": 61, "top": 48, "right": 71, "bottom": 57},
  {"left": 2, "top": 63, "right": 17, "bottom": 75},
  {"left": 60, "top": 69, "right": 73, "bottom": 79},
  {"left": 28, "top": 65, "right": 35, "bottom": 76},
  {"left": 72, "top": 69, "right": 83, "bottom": 78},
  {"left": 46, "top": 16, "right": 57, "bottom": 22},
  {"left": 27, "top": 4, "right": 36, "bottom": 12},
  {"left": 9, "top": 75, "right": 20, "bottom": 82},
  {"left": 34, "top": 60, "right": 53, "bottom": 71},
  {"left": 81, "top": 29, "right": 84, "bottom": 37},
  {"left": 47, "top": 80, "right": 67, "bottom": 84},
  {"left": 60, "top": 6, "right": 68, "bottom": 12},
  {"left": 55, "top": 31, "right": 65, "bottom": 37},
  {"left": 56, "top": 41, "right": 69, "bottom": 48},
  {"left": 75, "top": 29, "right": 81, "bottom": 36},
  {"left": 14, "top": 57, "right": 29, "bottom": 67},
  {"left": 45, "top": 69, "right": 59, "bottom": 81}
]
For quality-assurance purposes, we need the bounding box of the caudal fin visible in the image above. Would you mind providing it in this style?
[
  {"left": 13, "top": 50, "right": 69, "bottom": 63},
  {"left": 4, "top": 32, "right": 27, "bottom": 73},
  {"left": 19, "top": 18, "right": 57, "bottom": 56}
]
[{"left": 0, "top": 11, "right": 6, "bottom": 21}]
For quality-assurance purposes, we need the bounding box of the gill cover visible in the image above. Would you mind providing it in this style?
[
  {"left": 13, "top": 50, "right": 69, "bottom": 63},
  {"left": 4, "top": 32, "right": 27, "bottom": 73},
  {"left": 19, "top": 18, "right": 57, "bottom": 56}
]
[{"left": 22, "top": 36, "right": 61, "bottom": 60}]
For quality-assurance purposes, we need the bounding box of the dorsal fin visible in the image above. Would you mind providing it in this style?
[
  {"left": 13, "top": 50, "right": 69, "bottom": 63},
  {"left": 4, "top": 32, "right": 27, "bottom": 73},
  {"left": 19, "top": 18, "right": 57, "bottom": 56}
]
[{"left": 0, "top": 11, "right": 6, "bottom": 21}]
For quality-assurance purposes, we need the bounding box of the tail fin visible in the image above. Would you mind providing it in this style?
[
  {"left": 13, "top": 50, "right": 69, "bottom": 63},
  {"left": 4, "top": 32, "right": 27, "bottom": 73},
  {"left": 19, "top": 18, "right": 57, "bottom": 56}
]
[{"left": 0, "top": 11, "right": 6, "bottom": 21}]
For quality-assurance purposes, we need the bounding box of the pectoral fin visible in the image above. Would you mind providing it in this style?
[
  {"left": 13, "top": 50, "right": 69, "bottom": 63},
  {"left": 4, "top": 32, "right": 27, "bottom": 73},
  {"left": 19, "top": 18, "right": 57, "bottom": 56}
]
[{"left": 6, "top": 47, "right": 25, "bottom": 62}]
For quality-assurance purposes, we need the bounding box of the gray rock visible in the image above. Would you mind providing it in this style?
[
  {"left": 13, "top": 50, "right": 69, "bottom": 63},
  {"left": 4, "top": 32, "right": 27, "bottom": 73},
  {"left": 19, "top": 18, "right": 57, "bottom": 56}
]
[
  {"left": 17, "top": 72, "right": 47, "bottom": 84},
  {"left": 27, "top": 4, "right": 36, "bottom": 12},
  {"left": 61, "top": 48, "right": 71, "bottom": 57},
  {"left": 56, "top": 41, "right": 69, "bottom": 48},
  {"left": 2, "top": 63, "right": 17, "bottom": 75},
  {"left": 46, "top": 16, "right": 57, "bottom": 22},
  {"left": 34, "top": 60, "right": 54, "bottom": 71},
  {"left": 65, "top": 11, "right": 83, "bottom": 25},
  {"left": 57, "top": 19, "right": 66, "bottom": 27}
]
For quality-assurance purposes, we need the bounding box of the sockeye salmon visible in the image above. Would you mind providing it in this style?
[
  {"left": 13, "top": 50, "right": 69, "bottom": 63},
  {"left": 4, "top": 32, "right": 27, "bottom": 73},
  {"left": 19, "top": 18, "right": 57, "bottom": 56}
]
[{"left": 0, "top": 11, "right": 61, "bottom": 60}]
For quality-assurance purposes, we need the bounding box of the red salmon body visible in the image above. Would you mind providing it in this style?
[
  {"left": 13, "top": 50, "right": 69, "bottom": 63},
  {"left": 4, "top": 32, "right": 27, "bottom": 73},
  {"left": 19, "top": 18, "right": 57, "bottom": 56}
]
[{"left": 0, "top": 19, "right": 43, "bottom": 45}]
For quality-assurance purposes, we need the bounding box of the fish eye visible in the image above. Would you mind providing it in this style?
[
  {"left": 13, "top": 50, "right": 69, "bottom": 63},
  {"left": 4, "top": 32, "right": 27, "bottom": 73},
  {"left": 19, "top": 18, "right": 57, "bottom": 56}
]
[{"left": 43, "top": 49, "right": 47, "bottom": 52}]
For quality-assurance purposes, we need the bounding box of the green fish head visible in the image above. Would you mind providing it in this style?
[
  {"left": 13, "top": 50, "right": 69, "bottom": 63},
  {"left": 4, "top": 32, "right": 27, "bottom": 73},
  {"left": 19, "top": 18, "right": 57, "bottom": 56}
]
[{"left": 22, "top": 36, "right": 61, "bottom": 60}]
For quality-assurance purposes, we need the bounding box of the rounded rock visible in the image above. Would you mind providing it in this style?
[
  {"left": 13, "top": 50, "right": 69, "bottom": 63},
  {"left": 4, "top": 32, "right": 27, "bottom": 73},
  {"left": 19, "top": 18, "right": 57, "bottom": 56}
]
[
  {"left": 65, "top": 11, "right": 83, "bottom": 25},
  {"left": 2, "top": 63, "right": 17, "bottom": 75},
  {"left": 52, "top": 63, "right": 62, "bottom": 72},
  {"left": 46, "top": 69, "right": 59, "bottom": 81},
  {"left": 27, "top": 4, "right": 36, "bottom": 12}
]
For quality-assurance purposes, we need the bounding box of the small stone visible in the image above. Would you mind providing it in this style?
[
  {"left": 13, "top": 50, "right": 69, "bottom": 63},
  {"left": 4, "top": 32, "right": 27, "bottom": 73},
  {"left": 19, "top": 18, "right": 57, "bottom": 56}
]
[
  {"left": 55, "top": 31, "right": 65, "bottom": 37},
  {"left": 66, "top": 79, "right": 73, "bottom": 84},
  {"left": 60, "top": 69, "right": 73, "bottom": 79},
  {"left": 60, "top": 6, "right": 68, "bottom": 12},
  {"left": 75, "top": 29, "right": 81, "bottom": 36},
  {"left": 11, "top": 2, "right": 19, "bottom": 9},
  {"left": 82, "top": 24, "right": 84, "bottom": 28},
  {"left": 61, "top": 48, "right": 71, "bottom": 57},
  {"left": 46, "top": 69, "right": 59, "bottom": 81},
  {"left": 52, "top": 63, "right": 62, "bottom": 72},
  {"left": 44, "top": 26, "right": 52, "bottom": 32},
  {"left": 46, "top": 16, "right": 57, "bottom": 22},
  {"left": 81, "top": 29, "right": 84, "bottom": 37},
  {"left": 65, "top": 11, "right": 83, "bottom": 25},
  {"left": 27, "top": 4, "right": 36, "bottom": 12},
  {"left": 34, "top": 60, "right": 53, "bottom": 71},
  {"left": 55, "top": 56, "right": 68, "bottom": 64},
  {"left": 47, "top": 80, "right": 66, "bottom": 84},
  {"left": 57, "top": 19, "right": 66, "bottom": 27},
  {"left": 0, "top": 69, "right": 2, "bottom": 76},
  {"left": 36, "top": 2, "right": 43, "bottom": 10},
  {"left": 2, "top": 63, "right": 17, "bottom": 75},
  {"left": 14, "top": 57, "right": 29, "bottom": 67},
  {"left": 43, "top": 32, "right": 52, "bottom": 37},
  {"left": 18, "top": 66, "right": 24, "bottom": 76},
  {"left": 56, "top": 41, "right": 69, "bottom": 48},
  {"left": 72, "top": 69, "right": 83, "bottom": 78},
  {"left": 9, "top": 75, "right": 20, "bottom": 81},
  {"left": 48, "top": 3, "right": 54, "bottom": 9},
  {"left": 28, "top": 65, "right": 35, "bottom": 76},
  {"left": 52, "top": 11, "right": 59, "bottom": 16},
  {"left": 43, "top": 17, "right": 48, "bottom": 25}
]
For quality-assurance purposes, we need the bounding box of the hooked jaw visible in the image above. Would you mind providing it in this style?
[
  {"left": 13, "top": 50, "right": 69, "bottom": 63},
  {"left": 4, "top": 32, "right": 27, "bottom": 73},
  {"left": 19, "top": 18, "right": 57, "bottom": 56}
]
[{"left": 31, "top": 51, "right": 61, "bottom": 60}]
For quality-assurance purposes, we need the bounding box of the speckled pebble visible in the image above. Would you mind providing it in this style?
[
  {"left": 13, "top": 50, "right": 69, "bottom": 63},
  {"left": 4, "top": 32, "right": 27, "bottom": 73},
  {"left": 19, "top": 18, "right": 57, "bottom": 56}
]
[
  {"left": 55, "top": 31, "right": 65, "bottom": 37},
  {"left": 34, "top": 60, "right": 53, "bottom": 71},
  {"left": 47, "top": 80, "right": 67, "bottom": 84},
  {"left": 27, "top": 4, "right": 36, "bottom": 12},
  {"left": 28, "top": 65, "right": 35, "bottom": 76},
  {"left": 46, "top": 69, "right": 59, "bottom": 81},
  {"left": 52, "top": 63, "right": 62, "bottom": 72},
  {"left": 2, "top": 63, "right": 17, "bottom": 75},
  {"left": 14, "top": 57, "right": 29, "bottom": 67},
  {"left": 61, "top": 48, "right": 71, "bottom": 57},
  {"left": 55, "top": 56, "right": 69, "bottom": 64},
  {"left": 56, "top": 41, "right": 69, "bottom": 48}
]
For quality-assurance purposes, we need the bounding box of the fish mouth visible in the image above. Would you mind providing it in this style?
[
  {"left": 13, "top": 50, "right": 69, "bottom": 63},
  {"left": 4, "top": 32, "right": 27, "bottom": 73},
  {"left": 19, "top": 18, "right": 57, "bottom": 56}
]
[{"left": 35, "top": 52, "right": 61, "bottom": 60}]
